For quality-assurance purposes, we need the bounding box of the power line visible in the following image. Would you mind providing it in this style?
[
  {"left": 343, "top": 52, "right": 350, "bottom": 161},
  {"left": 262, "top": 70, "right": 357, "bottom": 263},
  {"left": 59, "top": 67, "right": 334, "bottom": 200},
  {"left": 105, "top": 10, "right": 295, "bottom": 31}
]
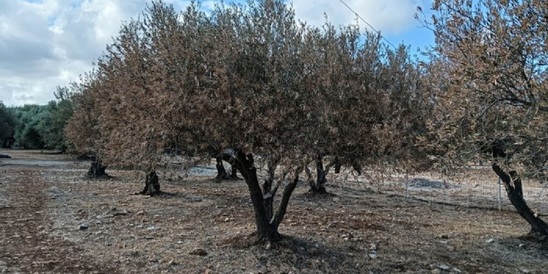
[{"left": 338, "top": 0, "right": 398, "bottom": 49}]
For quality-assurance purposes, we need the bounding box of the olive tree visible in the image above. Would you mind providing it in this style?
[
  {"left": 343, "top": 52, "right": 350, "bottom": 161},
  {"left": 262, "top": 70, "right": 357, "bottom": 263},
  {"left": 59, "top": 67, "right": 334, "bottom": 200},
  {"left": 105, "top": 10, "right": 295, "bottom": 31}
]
[
  {"left": 67, "top": 0, "right": 430, "bottom": 246},
  {"left": 65, "top": 72, "right": 110, "bottom": 178},
  {"left": 420, "top": 0, "right": 548, "bottom": 237},
  {"left": 0, "top": 102, "right": 17, "bottom": 148}
]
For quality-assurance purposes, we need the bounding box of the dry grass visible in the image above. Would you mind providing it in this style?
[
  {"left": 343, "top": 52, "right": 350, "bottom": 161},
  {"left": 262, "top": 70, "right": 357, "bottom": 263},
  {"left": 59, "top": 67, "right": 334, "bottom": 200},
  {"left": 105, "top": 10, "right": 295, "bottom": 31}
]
[{"left": 1, "top": 150, "right": 548, "bottom": 273}]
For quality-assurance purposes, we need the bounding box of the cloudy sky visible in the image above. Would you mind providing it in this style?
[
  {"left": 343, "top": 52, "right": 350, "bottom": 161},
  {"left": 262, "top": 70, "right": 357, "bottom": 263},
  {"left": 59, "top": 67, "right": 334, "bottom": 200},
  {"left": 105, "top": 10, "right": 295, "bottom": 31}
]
[{"left": 0, "top": 0, "right": 433, "bottom": 106}]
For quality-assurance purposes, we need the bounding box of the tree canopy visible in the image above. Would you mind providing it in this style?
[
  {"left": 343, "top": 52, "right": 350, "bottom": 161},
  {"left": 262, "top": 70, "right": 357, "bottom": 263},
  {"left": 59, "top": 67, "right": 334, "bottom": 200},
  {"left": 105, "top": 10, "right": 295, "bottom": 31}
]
[
  {"left": 420, "top": 0, "right": 548, "bottom": 237},
  {"left": 0, "top": 102, "right": 17, "bottom": 148},
  {"left": 65, "top": 0, "right": 430, "bottom": 244}
]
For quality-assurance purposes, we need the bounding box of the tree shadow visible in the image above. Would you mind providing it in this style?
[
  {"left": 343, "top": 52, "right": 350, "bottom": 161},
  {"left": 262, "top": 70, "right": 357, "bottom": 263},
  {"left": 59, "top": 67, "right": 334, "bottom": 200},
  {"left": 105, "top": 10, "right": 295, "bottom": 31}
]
[{"left": 221, "top": 233, "right": 353, "bottom": 270}]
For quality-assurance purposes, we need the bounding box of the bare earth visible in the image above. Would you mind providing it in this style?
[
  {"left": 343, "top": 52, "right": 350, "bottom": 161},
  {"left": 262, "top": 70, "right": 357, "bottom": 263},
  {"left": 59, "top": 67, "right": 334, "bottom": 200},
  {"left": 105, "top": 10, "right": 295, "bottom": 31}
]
[{"left": 1, "top": 150, "right": 547, "bottom": 273}]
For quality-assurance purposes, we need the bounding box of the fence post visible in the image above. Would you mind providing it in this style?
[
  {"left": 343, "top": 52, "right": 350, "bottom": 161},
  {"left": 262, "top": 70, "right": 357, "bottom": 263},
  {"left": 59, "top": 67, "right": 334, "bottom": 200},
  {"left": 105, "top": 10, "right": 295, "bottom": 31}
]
[
  {"left": 405, "top": 170, "right": 409, "bottom": 199},
  {"left": 498, "top": 177, "right": 502, "bottom": 210}
]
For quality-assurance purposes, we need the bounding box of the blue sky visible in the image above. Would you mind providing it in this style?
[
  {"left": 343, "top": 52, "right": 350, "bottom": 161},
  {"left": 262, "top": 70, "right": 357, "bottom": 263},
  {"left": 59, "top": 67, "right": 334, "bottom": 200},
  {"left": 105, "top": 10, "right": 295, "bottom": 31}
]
[{"left": 0, "top": 0, "right": 434, "bottom": 106}]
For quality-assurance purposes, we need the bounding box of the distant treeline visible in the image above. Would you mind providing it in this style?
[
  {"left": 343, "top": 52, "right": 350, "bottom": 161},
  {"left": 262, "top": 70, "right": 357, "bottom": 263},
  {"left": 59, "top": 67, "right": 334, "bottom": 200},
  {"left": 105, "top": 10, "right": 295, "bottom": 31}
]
[{"left": 0, "top": 87, "right": 73, "bottom": 151}]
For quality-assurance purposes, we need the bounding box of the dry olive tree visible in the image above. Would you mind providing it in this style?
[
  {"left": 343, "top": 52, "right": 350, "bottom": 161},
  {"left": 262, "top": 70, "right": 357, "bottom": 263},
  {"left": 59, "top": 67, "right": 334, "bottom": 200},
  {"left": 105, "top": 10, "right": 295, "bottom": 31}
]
[
  {"left": 299, "top": 22, "right": 430, "bottom": 194},
  {"left": 420, "top": 0, "right": 548, "bottom": 237},
  {"left": 197, "top": 0, "right": 312, "bottom": 245},
  {"left": 67, "top": 0, "right": 430, "bottom": 246},
  {"left": 65, "top": 71, "right": 109, "bottom": 178}
]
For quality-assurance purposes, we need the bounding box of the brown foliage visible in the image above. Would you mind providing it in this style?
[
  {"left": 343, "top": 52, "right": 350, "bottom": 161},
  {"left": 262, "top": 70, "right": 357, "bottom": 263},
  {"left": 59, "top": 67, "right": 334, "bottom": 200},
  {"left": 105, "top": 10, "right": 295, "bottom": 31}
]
[
  {"left": 421, "top": 0, "right": 548, "bottom": 178},
  {"left": 419, "top": 0, "right": 548, "bottom": 236},
  {"left": 65, "top": 0, "right": 429, "bottom": 243}
]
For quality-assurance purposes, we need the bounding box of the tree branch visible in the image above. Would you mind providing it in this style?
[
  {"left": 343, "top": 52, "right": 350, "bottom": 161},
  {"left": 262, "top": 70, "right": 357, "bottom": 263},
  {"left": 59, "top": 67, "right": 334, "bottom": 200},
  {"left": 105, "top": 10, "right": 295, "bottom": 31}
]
[{"left": 272, "top": 166, "right": 302, "bottom": 229}]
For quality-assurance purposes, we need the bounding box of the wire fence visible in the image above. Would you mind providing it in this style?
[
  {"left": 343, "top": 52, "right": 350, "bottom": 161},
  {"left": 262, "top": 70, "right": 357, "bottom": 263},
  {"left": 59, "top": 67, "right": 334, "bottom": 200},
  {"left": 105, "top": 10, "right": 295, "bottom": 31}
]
[
  {"left": 329, "top": 165, "right": 548, "bottom": 216},
  {"left": 158, "top": 156, "right": 548, "bottom": 216}
]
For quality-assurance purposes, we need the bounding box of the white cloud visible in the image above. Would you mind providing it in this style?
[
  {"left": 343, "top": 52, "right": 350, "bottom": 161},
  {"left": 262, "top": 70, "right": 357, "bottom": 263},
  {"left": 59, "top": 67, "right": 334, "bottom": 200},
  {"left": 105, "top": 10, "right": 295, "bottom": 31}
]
[
  {"left": 0, "top": 0, "right": 431, "bottom": 106},
  {"left": 0, "top": 0, "right": 156, "bottom": 106}
]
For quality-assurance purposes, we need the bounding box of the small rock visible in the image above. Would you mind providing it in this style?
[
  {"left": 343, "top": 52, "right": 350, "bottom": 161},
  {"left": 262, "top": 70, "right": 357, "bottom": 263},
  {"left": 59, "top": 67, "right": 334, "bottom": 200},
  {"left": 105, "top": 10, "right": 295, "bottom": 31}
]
[
  {"left": 113, "top": 210, "right": 129, "bottom": 216},
  {"left": 189, "top": 249, "right": 208, "bottom": 256},
  {"left": 79, "top": 223, "right": 89, "bottom": 230},
  {"left": 518, "top": 243, "right": 525, "bottom": 248},
  {"left": 368, "top": 242, "right": 378, "bottom": 259},
  {"left": 486, "top": 238, "right": 495, "bottom": 243},
  {"left": 137, "top": 210, "right": 145, "bottom": 215},
  {"left": 0, "top": 260, "right": 8, "bottom": 271},
  {"left": 186, "top": 195, "right": 203, "bottom": 202},
  {"left": 520, "top": 268, "right": 531, "bottom": 273},
  {"left": 439, "top": 264, "right": 450, "bottom": 271}
]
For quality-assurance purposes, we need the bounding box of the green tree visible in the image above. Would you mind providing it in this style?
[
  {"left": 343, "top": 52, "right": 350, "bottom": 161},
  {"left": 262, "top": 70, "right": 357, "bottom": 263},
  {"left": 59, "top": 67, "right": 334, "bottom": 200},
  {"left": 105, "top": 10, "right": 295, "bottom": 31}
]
[
  {"left": 13, "top": 104, "right": 48, "bottom": 149},
  {"left": 0, "top": 102, "right": 17, "bottom": 148},
  {"left": 40, "top": 86, "right": 74, "bottom": 151}
]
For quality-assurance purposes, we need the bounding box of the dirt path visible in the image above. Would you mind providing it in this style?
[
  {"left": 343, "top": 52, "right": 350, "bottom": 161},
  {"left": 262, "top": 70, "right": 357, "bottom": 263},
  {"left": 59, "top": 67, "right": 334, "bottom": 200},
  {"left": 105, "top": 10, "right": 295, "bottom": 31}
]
[{"left": 0, "top": 166, "right": 117, "bottom": 273}]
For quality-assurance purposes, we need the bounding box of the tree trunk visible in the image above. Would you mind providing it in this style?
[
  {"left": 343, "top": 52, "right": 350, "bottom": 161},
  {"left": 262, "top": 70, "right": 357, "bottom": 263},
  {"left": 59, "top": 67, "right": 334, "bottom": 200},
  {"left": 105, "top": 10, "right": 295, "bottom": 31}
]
[
  {"left": 309, "top": 155, "right": 327, "bottom": 194},
  {"left": 309, "top": 155, "right": 336, "bottom": 194},
  {"left": 262, "top": 157, "right": 279, "bottom": 222},
  {"left": 334, "top": 156, "right": 341, "bottom": 174},
  {"left": 492, "top": 163, "right": 548, "bottom": 238},
  {"left": 2, "top": 137, "right": 14, "bottom": 148},
  {"left": 229, "top": 162, "right": 239, "bottom": 179},
  {"left": 232, "top": 151, "right": 300, "bottom": 246},
  {"left": 351, "top": 161, "right": 362, "bottom": 175},
  {"left": 87, "top": 160, "right": 108, "bottom": 178},
  {"left": 215, "top": 157, "right": 229, "bottom": 182},
  {"left": 215, "top": 152, "right": 239, "bottom": 181},
  {"left": 140, "top": 170, "right": 161, "bottom": 196}
]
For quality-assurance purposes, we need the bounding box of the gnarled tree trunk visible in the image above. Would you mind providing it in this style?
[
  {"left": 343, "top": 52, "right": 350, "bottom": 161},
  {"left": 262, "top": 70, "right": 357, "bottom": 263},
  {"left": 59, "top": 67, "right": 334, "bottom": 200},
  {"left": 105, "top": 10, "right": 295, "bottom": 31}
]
[
  {"left": 215, "top": 151, "right": 239, "bottom": 182},
  {"left": 140, "top": 170, "right": 161, "bottom": 196},
  {"left": 229, "top": 162, "right": 239, "bottom": 179},
  {"left": 334, "top": 156, "right": 341, "bottom": 174},
  {"left": 2, "top": 137, "right": 15, "bottom": 149},
  {"left": 87, "top": 160, "right": 108, "bottom": 178},
  {"left": 215, "top": 157, "right": 229, "bottom": 181},
  {"left": 232, "top": 151, "right": 300, "bottom": 246},
  {"left": 492, "top": 163, "right": 548, "bottom": 238},
  {"left": 307, "top": 155, "right": 336, "bottom": 194}
]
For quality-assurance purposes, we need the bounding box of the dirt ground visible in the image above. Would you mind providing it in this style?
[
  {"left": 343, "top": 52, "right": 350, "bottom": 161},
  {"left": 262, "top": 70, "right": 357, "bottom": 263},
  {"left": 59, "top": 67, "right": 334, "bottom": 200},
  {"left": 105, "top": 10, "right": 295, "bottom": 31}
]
[{"left": 1, "top": 150, "right": 548, "bottom": 273}]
